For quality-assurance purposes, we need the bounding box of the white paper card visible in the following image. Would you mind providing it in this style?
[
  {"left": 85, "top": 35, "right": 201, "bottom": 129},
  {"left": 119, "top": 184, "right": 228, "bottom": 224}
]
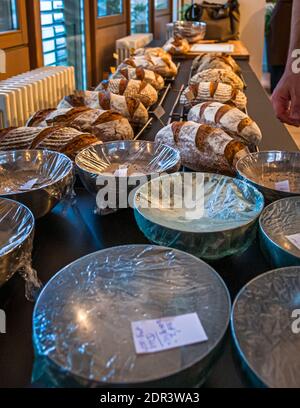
[
  {"left": 286, "top": 233, "right": 300, "bottom": 250},
  {"left": 190, "top": 44, "right": 235, "bottom": 53},
  {"left": 114, "top": 166, "right": 128, "bottom": 177},
  {"left": 19, "top": 178, "right": 38, "bottom": 191},
  {"left": 131, "top": 312, "right": 208, "bottom": 354},
  {"left": 153, "top": 105, "right": 165, "bottom": 119},
  {"left": 275, "top": 180, "right": 290, "bottom": 192}
]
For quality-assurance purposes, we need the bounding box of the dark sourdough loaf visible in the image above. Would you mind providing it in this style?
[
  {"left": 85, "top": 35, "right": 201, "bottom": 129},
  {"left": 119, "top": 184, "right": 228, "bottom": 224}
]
[
  {"left": 0, "top": 126, "right": 100, "bottom": 160},
  {"left": 187, "top": 101, "right": 262, "bottom": 146},
  {"left": 27, "top": 108, "right": 134, "bottom": 142},
  {"left": 95, "top": 79, "right": 158, "bottom": 108},
  {"left": 155, "top": 121, "right": 248, "bottom": 176},
  {"left": 118, "top": 55, "right": 178, "bottom": 78},
  {"left": 112, "top": 67, "right": 165, "bottom": 91},
  {"left": 57, "top": 91, "right": 149, "bottom": 126}
]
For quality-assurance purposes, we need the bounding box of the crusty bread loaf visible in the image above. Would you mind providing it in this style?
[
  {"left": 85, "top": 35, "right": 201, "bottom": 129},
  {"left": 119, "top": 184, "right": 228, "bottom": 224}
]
[
  {"left": 181, "top": 82, "right": 247, "bottom": 110},
  {"left": 155, "top": 121, "right": 248, "bottom": 175},
  {"left": 57, "top": 91, "right": 149, "bottom": 126},
  {"left": 0, "top": 126, "right": 100, "bottom": 159},
  {"left": 187, "top": 102, "right": 262, "bottom": 146},
  {"left": 134, "top": 47, "right": 172, "bottom": 60},
  {"left": 118, "top": 55, "right": 178, "bottom": 78},
  {"left": 163, "top": 36, "right": 190, "bottom": 55},
  {"left": 112, "top": 67, "right": 165, "bottom": 91},
  {"left": 192, "top": 53, "right": 240, "bottom": 74},
  {"left": 95, "top": 79, "right": 158, "bottom": 107},
  {"left": 190, "top": 68, "right": 244, "bottom": 90},
  {"left": 27, "top": 108, "right": 134, "bottom": 142}
]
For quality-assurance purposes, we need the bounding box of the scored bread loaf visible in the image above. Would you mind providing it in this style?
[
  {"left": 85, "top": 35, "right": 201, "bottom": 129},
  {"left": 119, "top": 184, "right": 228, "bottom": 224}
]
[
  {"left": 95, "top": 78, "right": 158, "bottom": 108},
  {"left": 112, "top": 67, "right": 165, "bottom": 91},
  {"left": 155, "top": 121, "right": 248, "bottom": 175},
  {"left": 192, "top": 53, "right": 240, "bottom": 74},
  {"left": 0, "top": 126, "right": 100, "bottom": 160},
  {"left": 181, "top": 82, "right": 247, "bottom": 110},
  {"left": 190, "top": 68, "right": 244, "bottom": 90},
  {"left": 134, "top": 47, "right": 172, "bottom": 60},
  {"left": 118, "top": 55, "right": 178, "bottom": 78},
  {"left": 163, "top": 36, "right": 190, "bottom": 55},
  {"left": 187, "top": 102, "right": 262, "bottom": 146},
  {"left": 57, "top": 91, "right": 149, "bottom": 126},
  {"left": 27, "top": 108, "right": 134, "bottom": 142}
]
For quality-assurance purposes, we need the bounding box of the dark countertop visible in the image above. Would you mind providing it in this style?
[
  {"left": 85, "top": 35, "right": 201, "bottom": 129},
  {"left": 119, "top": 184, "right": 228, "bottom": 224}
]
[{"left": 0, "top": 58, "right": 297, "bottom": 388}]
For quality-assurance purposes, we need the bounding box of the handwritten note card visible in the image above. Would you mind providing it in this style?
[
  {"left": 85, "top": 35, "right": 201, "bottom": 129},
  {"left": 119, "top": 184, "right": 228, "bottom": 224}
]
[
  {"left": 275, "top": 180, "right": 290, "bottom": 192},
  {"left": 131, "top": 313, "right": 208, "bottom": 354},
  {"left": 286, "top": 233, "right": 300, "bottom": 250}
]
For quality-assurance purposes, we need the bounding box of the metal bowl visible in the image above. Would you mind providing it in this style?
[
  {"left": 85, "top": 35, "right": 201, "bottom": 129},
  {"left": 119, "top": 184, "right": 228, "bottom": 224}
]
[
  {"left": 0, "top": 150, "right": 74, "bottom": 218},
  {"left": 134, "top": 172, "right": 264, "bottom": 260},
  {"left": 32, "top": 245, "right": 230, "bottom": 387},
  {"left": 259, "top": 196, "right": 300, "bottom": 267},
  {"left": 231, "top": 267, "right": 300, "bottom": 387},
  {"left": 236, "top": 151, "right": 300, "bottom": 203},
  {"left": 167, "top": 21, "right": 207, "bottom": 43},
  {"left": 0, "top": 197, "right": 34, "bottom": 286},
  {"left": 75, "top": 141, "right": 181, "bottom": 210}
]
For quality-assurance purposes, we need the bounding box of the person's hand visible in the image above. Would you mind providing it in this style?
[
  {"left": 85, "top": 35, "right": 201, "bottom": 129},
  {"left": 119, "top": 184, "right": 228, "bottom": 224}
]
[{"left": 272, "top": 71, "right": 300, "bottom": 127}]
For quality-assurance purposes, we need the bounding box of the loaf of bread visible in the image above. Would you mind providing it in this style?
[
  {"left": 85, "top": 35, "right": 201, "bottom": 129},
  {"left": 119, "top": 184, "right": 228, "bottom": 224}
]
[
  {"left": 192, "top": 53, "right": 240, "bottom": 74},
  {"left": 155, "top": 121, "right": 248, "bottom": 175},
  {"left": 134, "top": 47, "right": 172, "bottom": 60},
  {"left": 0, "top": 126, "right": 100, "bottom": 160},
  {"left": 95, "top": 78, "right": 158, "bottom": 108},
  {"left": 181, "top": 82, "right": 247, "bottom": 110},
  {"left": 27, "top": 108, "right": 134, "bottom": 142},
  {"left": 112, "top": 67, "right": 165, "bottom": 91},
  {"left": 118, "top": 55, "right": 178, "bottom": 78},
  {"left": 57, "top": 91, "right": 149, "bottom": 126},
  {"left": 190, "top": 68, "right": 244, "bottom": 90},
  {"left": 163, "top": 36, "right": 190, "bottom": 55},
  {"left": 187, "top": 102, "right": 262, "bottom": 146}
]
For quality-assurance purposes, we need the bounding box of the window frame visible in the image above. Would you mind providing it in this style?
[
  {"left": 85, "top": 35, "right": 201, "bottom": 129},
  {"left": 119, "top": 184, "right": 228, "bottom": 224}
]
[
  {"left": 155, "top": 0, "right": 171, "bottom": 17},
  {"left": 96, "top": 0, "right": 128, "bottom": 29},
  {"left": 0, "top": 0, "right": 28, "bottom": 49}
]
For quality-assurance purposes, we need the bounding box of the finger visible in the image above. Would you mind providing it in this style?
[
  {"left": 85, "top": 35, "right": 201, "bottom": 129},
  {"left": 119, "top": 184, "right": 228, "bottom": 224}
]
[
  {"left": 289, "top": 90, "right": 300, "bottom": 123},
  {"left": 272, "top": 93, "right": 290, "bottom": 118}
]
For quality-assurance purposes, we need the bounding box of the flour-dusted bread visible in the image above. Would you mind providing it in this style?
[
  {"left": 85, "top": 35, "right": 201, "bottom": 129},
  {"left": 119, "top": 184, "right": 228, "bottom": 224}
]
[
  {"left": 163, "top": 36, "right": 190, "bottom": 55},
  {"left": 112, "top": 67, "right": 165, "bottom": 91},
  {"left": 0, "top": 126, "right": 99, "bottom": 159},
  {"left": 27, "top": 108, "right": 134, "bottom": 142},
  {"left": 155, "top": 121, "right": 248, "bottom": 175},
  {"left": 95, "top": 78, "right": 158, "bottom": 108},
  {"left": 192, "top": 53, "right": 240, "bottom": 74},
  {"left": 57, "top": 91, "right": 149, "bottom": 126},
  {"left": 118, "top": 55, "right": 178, "bottom": 78},
  {"left": 187, "top": 102, "right": 262, "bottom": 146},
  {"left": 190, "top": 68, "right": 244, "bottom": 90},
  {"left": 181, "top": 82, "right": 247, "bottom": 110},
  {"left": 134, "top": 47, "right": 172, "bottom": 60}
]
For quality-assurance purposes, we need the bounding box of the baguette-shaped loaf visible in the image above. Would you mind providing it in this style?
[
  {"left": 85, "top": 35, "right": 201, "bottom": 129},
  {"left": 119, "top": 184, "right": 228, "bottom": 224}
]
[
  {"left": 118, "top": 55, "right": 178, "bottom": 78},
  {"left": 57, "top": 91, "right": 149, "bottom": 126},
  {"left": 192, "top": 53, "right": 240, "bottom": 74},
  {"left": 95, "top": 79, "right": 158, "bottom": 107},
  {"left": 163, "top": 36, "right": 190, "bottom": 55},
  {"left": 187, "top": 102, "right": 262, "bottom": 145},
  {"left": 155, "top": 121, "right": 248, "bottom": 175},
  {"left": 0, "top": 126, "right": 100, "bottom": 159},
  {"left": 112, "top": 67, "right": 165, "bottom": 90},
  {"left": 190, "top": 68, "right": 244, "bottom": 90},
  {"left": 134, "top": 47, "right": 172, "bottom": 60},
  {"left": 181, "top": 82, "right": 247, "bottom": 110},
  {"left": 27, "top": 108, "right": 134, "bottom": 142}
]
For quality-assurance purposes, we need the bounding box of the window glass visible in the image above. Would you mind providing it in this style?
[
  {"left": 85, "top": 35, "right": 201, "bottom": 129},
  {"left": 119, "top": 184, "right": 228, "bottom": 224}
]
[
  {"left": 98, "top": 0, "right": 123, "bottom": 17},
  {"left": 155, "top": 0, "right": 168, "bottom": 10},
  {"left": 131, "top": 0, "right": 149, "bottom": 34},
  {"left": 40, "top": 0, "right": 87, "bottom": 89},
  {"left": 0, "top": 0, "right": 18, "bottom": 32}
]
